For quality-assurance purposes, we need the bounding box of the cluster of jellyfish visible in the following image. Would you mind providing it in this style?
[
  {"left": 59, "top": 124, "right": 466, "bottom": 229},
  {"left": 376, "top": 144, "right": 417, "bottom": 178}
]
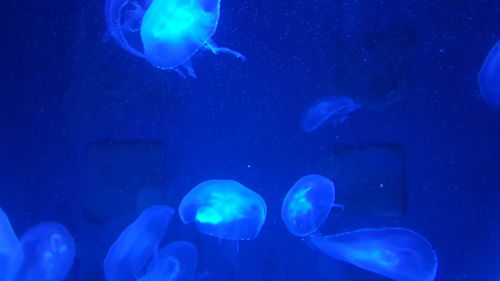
[
  {"left": 104, "top": 0, "right": 245, "bottom": 77},
  {"left": 0, "top": 208, "right": 76, "bottom": 281},
  {"left": 1, "top": 176, "right": 438, "bottom": 280},
  {"left": 281, "top": 174, "right": 438, "bottom": 281}
]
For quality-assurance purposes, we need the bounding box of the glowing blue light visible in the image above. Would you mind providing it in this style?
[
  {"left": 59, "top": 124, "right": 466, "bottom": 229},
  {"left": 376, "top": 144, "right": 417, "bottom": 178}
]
[
  {"left": 0, "top": 208, "right": 23, "bottom": 281},
  {"left": 145, "top": 241, "right": 197, "bottom": 281},
  {"left": 478, "top": 40, "right": 500, "bottom": 110},
  {"left": 16, "top": 222, "right": 75, "bottom": 281},
  {"left": 309, "top": 228, "right": 438, "bottom": 281},
  {"left": 104, "top": 205, "right": 175, "bottom": 281},
  {"left": 179, "top": 180, "right": 267, "bottom": 240},
  {"left": 281, "top": 174, "right": 335, "bottom": 237},
  {"left": 300, "top": 96, "right": 362, "bottom": 132},
  {"left": 104, "top": 0, "right": 245, "bottom": 77}
]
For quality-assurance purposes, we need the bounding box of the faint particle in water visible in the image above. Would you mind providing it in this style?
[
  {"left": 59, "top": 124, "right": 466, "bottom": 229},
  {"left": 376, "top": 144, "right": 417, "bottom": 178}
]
[
  {"left": 104, "top": 0, "right": 245, "bottom": 77},
  {"left": 300, "top": 96, "right": 362, "bottom": 132},
  {"left": 104, "top": 205, "right": 174, "bottom": 281},
  {"left": 179, "top": 180, "right": 267, "bottom": 240},
  {"left": 281, "top": 174, "right": 335, "bottom": 237},
  {"left": 16, "top": 222, "right": 75, "bottom": 281},
  {"left": 0, "top": 208, "right": 23, "bottom": 281},
  {"left": 478, "top": 40, "right": 500, "bottom": 110},
  {"left": 309, "top": 228, "right": 438, "bottom": 281},
  {"left": 145, "top": 241, "right": 197, "bottom": 281}
]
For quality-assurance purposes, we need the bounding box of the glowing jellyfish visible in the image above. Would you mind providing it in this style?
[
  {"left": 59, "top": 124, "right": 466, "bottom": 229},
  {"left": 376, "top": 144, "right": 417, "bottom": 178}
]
[
  {"left": 104, "top": 0, "right": 245, "bottom": 77},
  {"left": 478, "top": 40, "right": 500, "bottom": 110},
  {"left": 300, "top": 96, "right": 362, "bottom": 132},
  {"left": 104, "top": 205, "right": 175, "bottom": 281},
  {"left": 0, "top": 208, "right": 23, "bottom": 281},
  {"left": 179, "top": 180, "right": 267, "bottom": 240},
  {"left": 309, "top": 228, "right": 438, "bottom": 281},
  {"left": 16, "top": 222, "right": 75, "bottom": 281},
  {"left": 281, "top": 174, "right": 335, "bottom": 237},
  {"left": 145, "top": 241, "right": 197, "bottom": 281}
]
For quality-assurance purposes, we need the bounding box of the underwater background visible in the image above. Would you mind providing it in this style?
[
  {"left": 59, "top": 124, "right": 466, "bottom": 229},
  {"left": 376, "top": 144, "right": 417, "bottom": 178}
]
[{"left": 1, "top": 0, "right": 500, "bottom": 280}]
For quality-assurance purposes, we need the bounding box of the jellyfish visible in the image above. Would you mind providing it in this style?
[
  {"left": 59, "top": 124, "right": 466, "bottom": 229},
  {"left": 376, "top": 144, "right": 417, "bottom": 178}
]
[
  {"left": 308, "top": 228, "right": 438, "bottom": 281},
  {"left": 104, "top": 0, "right": 245, "bottom": 77},
  {"left": 281, "top": 174, "right": 336, "bottom": 237},
  {"left": 145, "top": 241, "right": 197, "bottom": 281},
  {"left": 179, "top": 180, "right": 267, "bottom": 240},
  {"left": 300, "top": 96, "right": 362, "bottom": 132},
  {"left": 0, "top": 208, "right": 23, "bottom": 281},
  {"left": 478, "top": 40, "right": 500, "bottom": 110},
  {"left": 16, "top": 222, "right": 75, "bottom": 281},
  {"left": 104, "top": 205, "right": 175, "bottom": 281}
]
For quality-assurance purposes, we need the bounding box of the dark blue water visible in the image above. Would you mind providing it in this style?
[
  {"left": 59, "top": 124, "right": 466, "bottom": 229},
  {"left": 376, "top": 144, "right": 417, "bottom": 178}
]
[{"left": 1, "top": 0, "right": 499, "bottom": 280}]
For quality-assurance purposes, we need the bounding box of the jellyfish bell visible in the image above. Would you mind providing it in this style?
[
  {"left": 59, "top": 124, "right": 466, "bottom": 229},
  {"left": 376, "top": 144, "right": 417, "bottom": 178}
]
[
  {"left": 105, "top": 0, "right": 244, "bottom": 77},
  {"left": 281, "top": 174, "right": 335, "bottom": 237},
  {"left": 309, "top": 228, "right": 438, "bottom": 281},
  {"left": 478, "top": 40, "right": 500, "bottom": 110},
  {"left": 16, "top": 222, "right": 75, "bottom": 281},
  {"left": 104, "top": 0, "right": 151, "bottom": 58},
  {"left": 300, "top": 96, "right": 362, "bottom": 132},
  {"left": 146, "top": 241, "right": 197, "bottom": 281},
  {"left": 104, "top": 205, "right": 175, "bottom": 281},
  {"left": 0, "top": 208, "right": 23, "bottom": 281},
  {"left": 179, "top": 180, "right": 267, "bottom": 240}
]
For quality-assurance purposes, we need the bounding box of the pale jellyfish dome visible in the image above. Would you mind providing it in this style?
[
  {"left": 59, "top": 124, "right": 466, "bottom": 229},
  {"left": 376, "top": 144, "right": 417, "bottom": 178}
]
[
  {"left": 179, "top": 179, "right": 267, "bottom": 240},
  {"left": 0, "top": 208, "right": 24, "bottom": 281},
  {"left": 281, "top": 174, "right": 335, "bottom": 237},
  {"left": 104, "top": 205, "right": 175, "bottom": 281},
  {"left": 478, "top": 40, "right": 500, "bottom": 110},
  {"left": 17, "top": 222, "right": 76, "bottom": 281},
  {"left": 300, "top": 96, "right": 362, "bottom": 132},
  {"left": 309, "top": 227, "right": 438, "bottom": 281},
  {"left": 145, "top": 241, "right": 197, "bottom": 281}
]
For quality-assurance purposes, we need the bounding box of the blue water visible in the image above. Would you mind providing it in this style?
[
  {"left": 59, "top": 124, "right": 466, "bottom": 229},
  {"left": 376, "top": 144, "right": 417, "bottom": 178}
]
[{"left": 1, "top": 0, "right": 500, "bottom": 280}]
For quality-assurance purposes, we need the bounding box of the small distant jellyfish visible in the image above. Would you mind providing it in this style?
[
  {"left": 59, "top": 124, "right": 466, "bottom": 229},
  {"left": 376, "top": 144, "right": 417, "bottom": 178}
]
[
  {"left": 281, "top": 174, "right": 335, "bottom": 237},
  {"left": 16, "top": 222, "right": 75, "bottom": 281},
  {"left": 104, "top": 205, "right": 175, "bottom": 281},
  {"left": 309, "top": 228, "right": 438, "bottom": 281},
  {"left": 0, "top": 208, "right": 23, "bottom": 281},
  {"left": 145, "top": 241, "right": 197, "bottom": 281},
  {"left": 300, "top": 96, "right": 362, "bottom": 132},
  {"left": 478, "top": 40, "right": 500, "bottom": 110},
  {"left": 104, "top": 0, "right": 245, "bottom": 77},
  {"left": 179, "top": 180, "right": 267, "bottom": 240}
]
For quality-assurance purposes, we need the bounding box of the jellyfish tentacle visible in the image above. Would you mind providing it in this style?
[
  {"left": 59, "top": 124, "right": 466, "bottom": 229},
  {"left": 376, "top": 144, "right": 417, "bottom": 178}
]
[
  {"left": 174, "top": 61, "right": 196, "bottom": 78},
  {"left": 205, "top": 40, "right": 246, "bottom": 60}
]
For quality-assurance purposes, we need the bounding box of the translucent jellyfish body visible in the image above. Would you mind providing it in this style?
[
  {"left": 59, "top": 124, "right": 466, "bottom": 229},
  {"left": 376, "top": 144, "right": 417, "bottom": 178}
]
[
  {"left": 145, "top": 241, "right": 197, "bottom": 281},
  {"left": 104, "top": 0, "right": 244, "bottom": 77},
  {"left": 478, "top": 40, "right": 500, "bottom": 110},
  {"left": 300, "top": 96, "right": 362, "bottom": 132},
  {"left": 0, "top": 208, "right": 23, "bottom": 281},
  {"left": 104, "top": 205, "right": 175, "bottom": 281},
  {"left": 179, "top": 180, "right": 267, "bottom": 240},
  {"left": 281, "top": 175, "right": 335, "bottom": 237},
  {"left": 16, "top": 222, "right": 75, "bottom": 281},
  {"left": 309, "top": 228, "right": 438, "bottom": 281}
]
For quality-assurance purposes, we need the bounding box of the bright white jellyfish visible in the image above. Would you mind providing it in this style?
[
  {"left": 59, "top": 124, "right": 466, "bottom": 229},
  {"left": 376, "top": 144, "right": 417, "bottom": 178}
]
[
  {"left": 300, "top": 96, "right": 362, "bottom": 132},
  {"left": 179, "top": 180, "right": 267, "bottom": 240},
  {"left": 478, "top": 40, "right": 500, "bottom": 110},
  {"left": 104, "top": 0, "right": 245, "bottom": 77},
  {"left": 0, "top": 208, "right": 23, "bottom": 281},
  {"left": 16, "top": 222, "right": 76, "bottom": 281},
  {"left": 281, "top": 174, "right": 336, "bottom": 237},
  {"left": 309, "top": 227, "right": 438, "bottom": 281}
]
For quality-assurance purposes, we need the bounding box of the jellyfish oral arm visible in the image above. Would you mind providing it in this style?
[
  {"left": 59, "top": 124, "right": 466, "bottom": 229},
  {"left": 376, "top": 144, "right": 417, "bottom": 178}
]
[{"left": 205, "top": 40, "right": 246, "bottom": 60}]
